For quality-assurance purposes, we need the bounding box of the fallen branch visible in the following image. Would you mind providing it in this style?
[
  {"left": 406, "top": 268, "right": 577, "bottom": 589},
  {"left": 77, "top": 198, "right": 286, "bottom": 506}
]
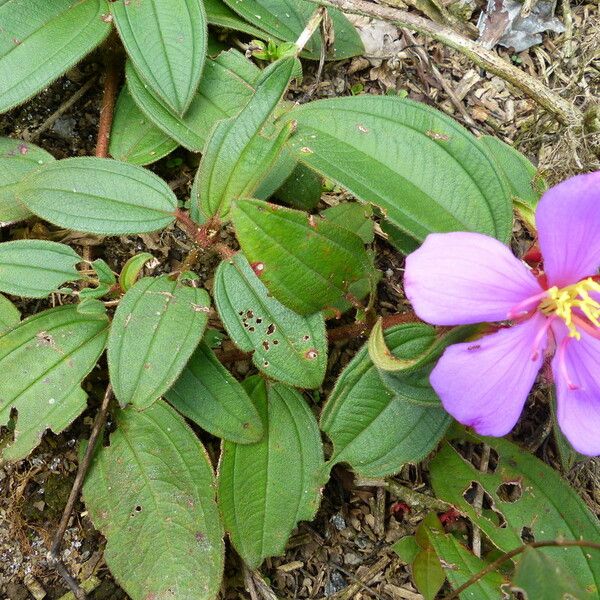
[{"left": 306, "top": 0, "right": 585, "bottom": 127}]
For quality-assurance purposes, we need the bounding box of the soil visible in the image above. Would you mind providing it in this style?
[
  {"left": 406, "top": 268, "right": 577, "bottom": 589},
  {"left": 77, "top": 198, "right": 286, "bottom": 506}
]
[{"left": 1, "top": 4, "right": 600, "bottom": 600}]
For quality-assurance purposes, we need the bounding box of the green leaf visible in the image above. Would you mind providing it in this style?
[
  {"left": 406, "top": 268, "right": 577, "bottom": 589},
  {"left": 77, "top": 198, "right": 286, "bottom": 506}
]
[
  {"left": 111, "top": 0, "right": 207, "bottom": 115},
  {"left": 430, "top": 437, "right": 600, "bottom": 595},
  {"left": 17, "top": 157, "right": 177, "bottom": 234},
  {"left": 513, "top": 547, "right": 592, "bottom": 600},
  {"left": 322, "top": 202, "right": 374, "bottom": 243},
  {"left": 214, "top": 253, "right": 327, "bottom": 389},
  {"left": 0, "top": 305, "right": 108, "bottom": 460},
  {"left": 218, "top": 377, "right": 325, "bottom": 568},
  {"left": 0, "top": 0, "right": 111, "bottom": 113},
  {"left": 273, "top": 162, "right": 323, "bottom": 211},
  {"left": 82, "top": 400, "right": 224, "bottom": 600},
  {"left": 392, "top": 536, "right": 420, "bottom": 564},
  {"left": 480, "top": 135, "right": 547, "bottom": 231},
  {"left": 231, "top": 199, "right": 376, "bottom": 315},
  {"left": 204, "top": 0, "right": 267, "bottom": 38},
  {"left": 0, "top": 240, "right": 82, "bottom": 298},
  {"left": 320, "top": 324, "right": 451, "bottom": 477},
  {"left": 422, "top": 521, "right": 507, "bottom": 599},
  {"left": 192, "top": 57, "right": 297, "bottom": 221},
  {"left": 281, "top": 96, "right": 512, "bottom": 244},
  {"left": 0, "top": 137, "right": 54, "bottom": 224},
  {"left": 165, "top": 342, "right": 263, "bottom": 443},
  {"left": 221, "top": 0, "right": 363, "bottom": 60},
  {"left": 0, "top": 293, "right": 20, "bottom": 331},
  {"left": 126, "top": 49, "right": 260, "bottom": 152},
  {"left": 108, "top": 275, "right": 210, "bottom": 409},
  {"left": 109, "top": 86, "right": 178, "bottom": 166},
  {"left": 118, "top": 252, "right": 155, "bottom": 292},
  {"left": 412, "top": 548, "right": 445, "bottom": 600}
]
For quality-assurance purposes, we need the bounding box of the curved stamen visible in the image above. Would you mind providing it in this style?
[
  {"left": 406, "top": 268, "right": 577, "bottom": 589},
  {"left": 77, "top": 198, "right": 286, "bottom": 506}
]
[
  {"left": 557, "top": 336, "right": 579, "bottom": 391},
  {"left": 571, "top": 314, "right": 600, "bottom": 340},
  {"left": 507, "top": 290, "right": 549, "bottom": 320},
  {"left": 530, "top": 316, "right": 555, "bottom": 361}
]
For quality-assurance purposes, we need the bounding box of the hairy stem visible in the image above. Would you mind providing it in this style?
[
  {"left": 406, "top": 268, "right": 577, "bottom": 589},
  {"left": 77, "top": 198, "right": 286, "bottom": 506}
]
[{"left": 305, "top": 0, "right": 583, "bottom": 127}]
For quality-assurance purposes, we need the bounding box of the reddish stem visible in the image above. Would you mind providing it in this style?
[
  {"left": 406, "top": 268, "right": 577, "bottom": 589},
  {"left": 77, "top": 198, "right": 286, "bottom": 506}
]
[{"left": 95, "top": 50, "right": 120, "bottom": 158}]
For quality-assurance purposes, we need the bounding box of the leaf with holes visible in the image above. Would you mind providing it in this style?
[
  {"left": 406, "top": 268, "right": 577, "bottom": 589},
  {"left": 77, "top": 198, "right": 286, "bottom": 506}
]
[
  {"left": 165, "top": 342, "right": 263, "bottom": 444},
  {"left": 322, "top": 202, "right": 374, "bottom": 243},
  {"left": 281, "top": 96, "right": 512, "bottom": 246},
  {"left": 126, "top": 49, "right": 260, "bottom": 152},
  {"left": 192, "top": 57, "right": 297, "bottom": 222},
  {"left": 82, "top": 400, "right": 224, "bottom": 600},
  {"left": 480, "top": 135, "right": 547, "bottom": 231},
  {"left": 204, "top": 0, "right": 266, "bottom": 38},
  {"left": 419, "top": 514, "right": 508, "bottom": 599},
  {"left": 0, "top": 240, "right": 82, "bottom": 298},
  {"left": 513, "top": 547, "right": 593, "bottom": 599},
  {"left": 320, "top": 324, "right": 452, "bottom": 477},
  {"left": 109, "top": 86, "right": 178, "bottom": 166},
  {"left": 0, "top": 0, "right": 111, "bottom": 113},
  {"left": 0, "top": 294, "right": 19, "bottom": 331},
  {"left": 108, "top": 275, "right": 210, "bottom": 409},
  {"left": 17, "top": 157, "right": 177, "bottom": 234},
  {"left": 0, "top": 304, "right": 108, "bottom": 460},
  {"left": 0, "top": 137, "right": 54, "bottom": 224},
  {"left": 430, "top": 436, "right": 600, "bottom": 594},
  {"left": 218, "top": 377, "right": 325, "bottom": 568},
  {"left": 214, "top": 253, "right": 327, "bottom": 389},
  {"left": 231, "top": 199, "right": 376, "bottom": 315},
  {"left": 111, "top": 0, "right": 207, "bottom": 115},
  {"left": 221, "top": 0, "right": 363, "bottom": 60}
]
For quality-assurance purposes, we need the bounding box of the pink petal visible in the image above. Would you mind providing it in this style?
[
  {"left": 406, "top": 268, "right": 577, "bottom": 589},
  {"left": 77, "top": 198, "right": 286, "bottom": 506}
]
[
  {"left": 404, "top": 232, "right": 543, "bottom": 325},
  {"left": 430, "top": 314, "right": 547, "bottom": 436},
  {"left": 552, "top": 324, "right": 600, "bottom": 456},
  {"left": 537, "top": 172, "right": 600, "bottom": 287}
]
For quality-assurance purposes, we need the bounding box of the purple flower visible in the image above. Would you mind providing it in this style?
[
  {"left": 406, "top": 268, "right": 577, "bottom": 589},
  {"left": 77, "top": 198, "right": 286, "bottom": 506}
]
[{"left": 404, "top": 172, "right": 600, "bottom": 456}]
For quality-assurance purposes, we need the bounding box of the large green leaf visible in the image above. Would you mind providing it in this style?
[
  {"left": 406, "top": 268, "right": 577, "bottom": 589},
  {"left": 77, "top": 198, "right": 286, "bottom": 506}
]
[
  {"left": 430, "top": 437, "right": 600, "bottom": 595},
  {"left": 281, "top": 96, "right": 512, "bottom": 245},
  {"left": 17, "top": 157, "right": 177, "bottom": 234},
  {"left": 0, "top": 305, "right": 108, "bottom": 460},
  {"left": 165, "top": 342, "right": 263, "bottom": 444},
  {"left": 204, "top": 0, "right": 266, "bottom": 38},
  {"left": 126, "top": 49, "right": 260, "bottom": 152},
  {"left": 0, "top": 293, "right": 20, "bottom": 331},
  {"left": 218, "top": 377, "right": 324, "bottom": 568},
  {"left": 231, "top": 199, "right": 376, "bottom": 315},
  {"left": 111, "top": 0, "right": 207, "bottom": 115},
  {"left": 320, "top": 324, "right": 451, "bottom": 477},
  {"left": 82, "top": 400, "right": 224, "bottom": 600},
  {"left": 108, "top": 275, "right": 210, "bottom": 409},
  {"left": 480, "top": 135, "right": 546, "bottom": 230},
  {"left": 221, "top": 0, "right": 363, "bottom": 60},
  {"left": 109, "top": 86, "right": 178, "bottom": 166},
  {"left": 214, "top": 253, "right": 327, "bottom": 389},
  {"left": 0, "top": 0, "right": 111, "bottom": 113},
  {"left": 192, "top": 57, "right": 297, "bottom": 221},
  {"left": 0, "top": 137, "right": 54, "bottom": 224},
  {"left": 0, "top": 240, "right": 82, "bottom": 298}
]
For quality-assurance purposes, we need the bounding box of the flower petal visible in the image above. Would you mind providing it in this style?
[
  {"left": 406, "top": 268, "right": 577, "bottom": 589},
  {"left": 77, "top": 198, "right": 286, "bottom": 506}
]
[
  {"left": 430, "top": 315, "right": 547, "bottom": 436},
  {"left": 404, "top": 232, "right": 543, "bottom": 325},
  {"left": 552, "top": 325, "right": 600, "bottom": 456},
  {"left": 537, "top": 172, "right": 600, "bottom": 287}
]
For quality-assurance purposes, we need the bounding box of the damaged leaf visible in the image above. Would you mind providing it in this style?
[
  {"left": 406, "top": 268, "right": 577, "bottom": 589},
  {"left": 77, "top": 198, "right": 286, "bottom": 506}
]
[{"left": 82, "top": 400, "right": 224, "bottom": 600}]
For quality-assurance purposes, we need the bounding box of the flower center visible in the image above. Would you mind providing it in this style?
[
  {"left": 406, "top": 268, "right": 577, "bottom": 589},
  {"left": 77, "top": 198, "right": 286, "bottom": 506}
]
[{"left": 539, "top": 277, "right": 600, "bottom": 339}]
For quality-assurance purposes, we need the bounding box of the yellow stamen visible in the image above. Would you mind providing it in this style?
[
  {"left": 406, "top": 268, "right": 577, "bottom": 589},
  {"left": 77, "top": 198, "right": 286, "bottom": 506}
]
[{"left": 539, "top": 277, "right": 600, "bottom": 340}]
